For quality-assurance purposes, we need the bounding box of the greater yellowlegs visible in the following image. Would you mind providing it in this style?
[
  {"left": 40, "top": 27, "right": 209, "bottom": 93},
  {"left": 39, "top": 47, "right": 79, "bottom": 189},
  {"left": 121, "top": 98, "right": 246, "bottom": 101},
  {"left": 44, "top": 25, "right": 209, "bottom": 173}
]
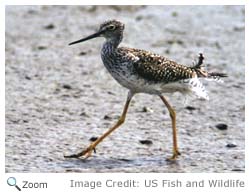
[{"left": 64, "top": 20, "right": 226, "bottom": 160}]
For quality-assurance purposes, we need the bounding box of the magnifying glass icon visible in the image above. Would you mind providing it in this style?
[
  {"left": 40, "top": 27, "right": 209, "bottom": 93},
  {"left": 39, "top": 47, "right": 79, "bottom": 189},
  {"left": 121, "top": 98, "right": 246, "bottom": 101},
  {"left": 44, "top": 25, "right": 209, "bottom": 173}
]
[{"left": 7, "top": 177, "right": 21, "bottom": 191}]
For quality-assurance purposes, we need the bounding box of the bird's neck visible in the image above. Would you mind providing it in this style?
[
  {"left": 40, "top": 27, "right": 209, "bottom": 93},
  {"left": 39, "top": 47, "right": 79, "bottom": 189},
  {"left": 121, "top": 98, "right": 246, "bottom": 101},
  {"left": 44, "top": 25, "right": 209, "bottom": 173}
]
[{"left": 102, "top": 35, "right": 122, "bottom": 53}]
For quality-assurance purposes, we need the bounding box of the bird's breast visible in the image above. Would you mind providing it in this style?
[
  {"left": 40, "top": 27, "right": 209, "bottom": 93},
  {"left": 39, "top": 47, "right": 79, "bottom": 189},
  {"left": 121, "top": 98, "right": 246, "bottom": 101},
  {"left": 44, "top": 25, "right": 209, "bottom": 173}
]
[{"left": 101, "top": 58, "right": 134, "bottom": 87}]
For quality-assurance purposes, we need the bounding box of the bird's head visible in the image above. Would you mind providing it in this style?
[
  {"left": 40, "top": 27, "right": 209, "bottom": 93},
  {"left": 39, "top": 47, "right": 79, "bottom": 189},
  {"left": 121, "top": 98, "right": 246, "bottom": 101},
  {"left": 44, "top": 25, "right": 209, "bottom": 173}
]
[{"left": 69, "top": 20, "right": 125, "bottom": 45}]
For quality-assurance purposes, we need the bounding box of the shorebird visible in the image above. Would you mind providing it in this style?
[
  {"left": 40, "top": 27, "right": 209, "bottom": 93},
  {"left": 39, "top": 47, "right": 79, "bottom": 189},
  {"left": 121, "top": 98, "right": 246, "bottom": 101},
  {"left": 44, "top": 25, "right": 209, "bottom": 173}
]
[{"left": 64, "top": 20, "right": 226, "bottom": 160}]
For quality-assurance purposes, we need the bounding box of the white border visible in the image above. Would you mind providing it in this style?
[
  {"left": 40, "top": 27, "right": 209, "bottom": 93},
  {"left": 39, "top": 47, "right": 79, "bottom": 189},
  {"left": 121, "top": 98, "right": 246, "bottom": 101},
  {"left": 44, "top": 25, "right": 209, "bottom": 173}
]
[{"left": 1, "top": 1, "right": 248, "bottom": 195}]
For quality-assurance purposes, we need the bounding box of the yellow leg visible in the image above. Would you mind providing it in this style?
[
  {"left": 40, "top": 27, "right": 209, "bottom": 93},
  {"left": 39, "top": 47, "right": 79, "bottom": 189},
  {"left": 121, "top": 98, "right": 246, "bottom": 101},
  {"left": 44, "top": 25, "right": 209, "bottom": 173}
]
[
  {"left": 159, "top": 95, "right": 181, "bottom": 160},
  {"left": 64, "top": 91, "right": 134, "bottom": 159}
]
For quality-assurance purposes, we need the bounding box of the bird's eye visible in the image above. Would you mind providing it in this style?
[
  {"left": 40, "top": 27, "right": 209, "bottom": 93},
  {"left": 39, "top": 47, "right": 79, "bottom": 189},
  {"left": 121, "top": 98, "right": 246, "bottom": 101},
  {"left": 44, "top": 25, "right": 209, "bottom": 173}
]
[{"left": 108, "top": 25, "right": 116, "bottom": 30}]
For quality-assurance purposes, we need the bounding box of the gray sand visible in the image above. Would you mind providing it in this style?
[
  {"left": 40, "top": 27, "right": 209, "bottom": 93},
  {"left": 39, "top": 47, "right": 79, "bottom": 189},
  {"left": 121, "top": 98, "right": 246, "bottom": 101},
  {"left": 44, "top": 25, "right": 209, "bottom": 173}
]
[{"left": 5, "top": 5, "right": 245, "bottom": 172}]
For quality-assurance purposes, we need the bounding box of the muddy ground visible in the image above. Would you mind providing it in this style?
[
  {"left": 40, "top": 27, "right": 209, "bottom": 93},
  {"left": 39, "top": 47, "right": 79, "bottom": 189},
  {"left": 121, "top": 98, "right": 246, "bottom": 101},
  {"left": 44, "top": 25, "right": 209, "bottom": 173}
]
[{"left": 5, "top": 5, "right": 245, "bottom": 172}]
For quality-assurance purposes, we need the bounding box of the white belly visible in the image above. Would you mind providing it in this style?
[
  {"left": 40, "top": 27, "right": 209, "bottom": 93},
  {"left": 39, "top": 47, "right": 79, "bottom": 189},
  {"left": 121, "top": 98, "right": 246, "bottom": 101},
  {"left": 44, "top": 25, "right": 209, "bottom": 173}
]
[{"left": 110, "top": 71, "right": 209, "bottom": 100}]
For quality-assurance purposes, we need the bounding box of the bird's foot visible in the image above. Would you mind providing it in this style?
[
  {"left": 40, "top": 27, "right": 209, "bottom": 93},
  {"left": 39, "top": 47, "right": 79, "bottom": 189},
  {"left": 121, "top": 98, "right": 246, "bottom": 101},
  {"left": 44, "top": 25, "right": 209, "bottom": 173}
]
[
  {"left": 64, "top": 144, "right": 96, "bottom": 159},
  {"left": 166, "top": 150, "right": 181, "bottom": 161}
]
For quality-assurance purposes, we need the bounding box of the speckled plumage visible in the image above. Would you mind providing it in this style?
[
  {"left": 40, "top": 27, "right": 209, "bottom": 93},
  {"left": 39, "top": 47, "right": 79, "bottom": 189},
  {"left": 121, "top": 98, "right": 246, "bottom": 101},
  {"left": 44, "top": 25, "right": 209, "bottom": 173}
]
[
  {"left": 98, "top": 20, "right": 215, "bottom": 98},
  {"left": 101, "top": 45, "right": 204, "bottom": 96}
]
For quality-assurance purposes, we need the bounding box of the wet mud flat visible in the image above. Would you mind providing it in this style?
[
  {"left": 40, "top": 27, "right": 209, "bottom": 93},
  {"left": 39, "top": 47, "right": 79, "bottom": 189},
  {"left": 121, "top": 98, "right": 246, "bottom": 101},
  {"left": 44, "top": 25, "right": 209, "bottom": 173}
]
[{"left": 5, "top": 5, "right": 245, "bottom": 172}]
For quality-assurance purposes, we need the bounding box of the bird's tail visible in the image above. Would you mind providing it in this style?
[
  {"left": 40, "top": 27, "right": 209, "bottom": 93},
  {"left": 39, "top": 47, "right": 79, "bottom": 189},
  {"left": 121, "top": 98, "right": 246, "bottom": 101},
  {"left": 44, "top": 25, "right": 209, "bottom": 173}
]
[
  {"left": 205, "top": 72, "right": 228, "bottom": 83},
  {"left": 192, "top": 53, "right": 228, "bottom": 82},
  {"left": 185, "top": 53, "right": 227, "bottom": 100}
]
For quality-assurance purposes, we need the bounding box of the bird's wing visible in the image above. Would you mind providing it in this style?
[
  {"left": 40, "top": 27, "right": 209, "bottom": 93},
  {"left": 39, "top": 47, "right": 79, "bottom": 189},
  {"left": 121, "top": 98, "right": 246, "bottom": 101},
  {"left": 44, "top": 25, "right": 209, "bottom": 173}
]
[{"left": 119, "top": 47, "right": 196, "bottom": 83}]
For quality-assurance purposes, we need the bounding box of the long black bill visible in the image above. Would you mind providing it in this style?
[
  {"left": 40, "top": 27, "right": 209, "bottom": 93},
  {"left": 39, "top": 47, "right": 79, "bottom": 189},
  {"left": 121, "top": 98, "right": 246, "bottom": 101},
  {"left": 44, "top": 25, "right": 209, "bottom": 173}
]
[{"left": 69, "top": 31, "right": 102, "bottom": 46}]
